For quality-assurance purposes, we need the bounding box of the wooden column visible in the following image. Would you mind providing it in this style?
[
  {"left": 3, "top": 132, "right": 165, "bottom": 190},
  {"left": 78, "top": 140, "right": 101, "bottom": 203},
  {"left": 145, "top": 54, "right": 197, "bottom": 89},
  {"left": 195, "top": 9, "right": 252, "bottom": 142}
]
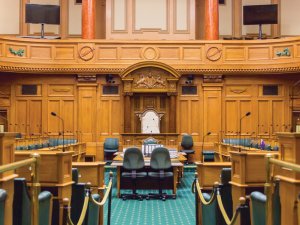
[
  {"left": 276, "top": 132, "right": 300, "bottom": 225},
  {"left": 271, "top": 0, "right": 281, "bottom": 37},
  {"left": 124, "top": 93, "right": 132, "bottom": 133},
  {"left": 20, "top": 0, "right": 29, "bottom": 36},
  {"left": 168, "top": 93, "right": 177, "bottom": 133},
  {"left": 204, "top": 0, "right": 219, "bottom": 40},
  {"left": 82, "top": 0, "right": 96, "bottom": 39},
  {"left": 0, "top": 133, "right": 18, "bottom": 225},
  {"left": 232, "top": 0, "right": 242, "bottom": 38},
  {"left": 60, "top": 0, "right": 69, "bottom": 38}
]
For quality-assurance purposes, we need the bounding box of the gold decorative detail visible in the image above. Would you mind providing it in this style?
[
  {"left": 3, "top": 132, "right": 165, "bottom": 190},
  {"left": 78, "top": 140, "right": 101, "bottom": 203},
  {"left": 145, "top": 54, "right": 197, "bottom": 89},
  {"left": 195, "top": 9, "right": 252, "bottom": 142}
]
[
  {"left": 276, "top": 48, "right": 291, "bottom": 57},
  {"left": 134, "top": 72, "right": 166, "bottom": 89},
  {"left": 230, "top": 88, "right": 247, "bottom": 94},
  {"left": 78, "top": 46, "right": 95, "bottom": 61},
  {"left": 206, "top": 47, "right": 222, "bottom": 61}
]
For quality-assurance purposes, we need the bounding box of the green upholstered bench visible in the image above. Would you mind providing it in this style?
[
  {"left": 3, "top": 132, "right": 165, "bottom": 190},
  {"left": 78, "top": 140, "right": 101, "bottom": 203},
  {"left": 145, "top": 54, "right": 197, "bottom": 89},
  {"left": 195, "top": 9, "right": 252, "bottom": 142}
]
[
  {"left": 250, "top": 181, "right": 281, "bottom": 225},
  {"left": 202, "top": 151, "right": 215, "bottom": 162}
]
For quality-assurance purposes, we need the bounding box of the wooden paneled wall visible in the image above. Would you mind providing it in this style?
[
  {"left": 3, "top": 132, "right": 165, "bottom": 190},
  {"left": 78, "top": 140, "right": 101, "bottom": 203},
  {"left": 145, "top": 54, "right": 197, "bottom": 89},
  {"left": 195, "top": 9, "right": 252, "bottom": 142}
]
[{"left": 0, "top": 73, "right": 296, "bottom": 152}]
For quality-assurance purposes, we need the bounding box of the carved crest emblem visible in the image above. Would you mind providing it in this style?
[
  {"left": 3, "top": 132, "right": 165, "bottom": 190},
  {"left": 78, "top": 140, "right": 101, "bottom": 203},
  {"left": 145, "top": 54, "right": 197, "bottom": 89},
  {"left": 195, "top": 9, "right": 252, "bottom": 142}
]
[{"left": 134, "top": 72, "right": 166, "bottom": 89}]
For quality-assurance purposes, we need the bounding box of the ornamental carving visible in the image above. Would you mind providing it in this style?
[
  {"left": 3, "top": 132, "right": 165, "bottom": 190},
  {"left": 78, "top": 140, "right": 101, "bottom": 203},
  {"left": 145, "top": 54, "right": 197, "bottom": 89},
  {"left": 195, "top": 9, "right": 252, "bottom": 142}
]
[
  {"left": 77, "top": 74, "right": 97, "bottom": 83},
  {"left": 134, "top": 71, "right": 166, "bottom": 89},
  {"left": 230, "top": 88, "right": 247, "bottom": 94},
  {"left": 203, "top": 75, "right": 223, "bottom": 83}
]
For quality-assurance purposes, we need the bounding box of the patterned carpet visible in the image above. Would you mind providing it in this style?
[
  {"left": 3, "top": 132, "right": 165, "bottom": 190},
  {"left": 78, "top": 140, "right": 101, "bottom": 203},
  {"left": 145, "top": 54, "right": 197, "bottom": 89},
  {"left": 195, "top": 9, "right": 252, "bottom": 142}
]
[{"left": 103, "top": 168, "right": 196, "bottom": 225}]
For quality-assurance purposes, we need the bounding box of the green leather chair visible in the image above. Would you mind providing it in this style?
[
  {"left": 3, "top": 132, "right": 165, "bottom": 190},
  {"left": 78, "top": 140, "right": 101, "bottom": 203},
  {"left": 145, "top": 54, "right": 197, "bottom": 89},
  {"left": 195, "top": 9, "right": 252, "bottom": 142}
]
[
  {"left": 121, "top": 147, "right": 147, "bottom": 200},
  {"left": 250, "top": 192, "right": 266, "bottom": 225},
  {"left": 180, "top": 134, "right": 195, "bottom": 164},
  {"left": 13, "top": 178, "right": 31, "bottom": 225},
  {"left": 0, "top": 189, "right": 7, "bottom": 225},
  {"left": 13, "top": 178, "right": 52, "bottom": 225},
  {"left": 148, "top": 147, "right": 175, "bottom": 201},
  {"left": 219, "top": 168, "right": 233, "bottom": 225},
  {"left": 202, "top": 192, "right": 217, "bottom": 225},
  {"left": 250, "top": 180, "right": 281, "bottom": 225},
  {"left": 104, "top": 138, "right": 119, "bottom": 162},
  {"left": 201, "top": 168, "right": 232, "bottom": 225},
  {"left": 39, "top": 191, "right": 52, "bottom": 225},
  {"left": 71, "top": 168, "right": 100, "bottom": 225}
]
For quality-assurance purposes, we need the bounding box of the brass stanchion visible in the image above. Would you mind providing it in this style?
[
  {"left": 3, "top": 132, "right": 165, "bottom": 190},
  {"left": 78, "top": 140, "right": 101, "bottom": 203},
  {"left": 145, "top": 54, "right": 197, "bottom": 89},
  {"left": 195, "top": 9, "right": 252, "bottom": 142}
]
[{"left": 31, "top": 153, "right": 41, "bottom": 225}]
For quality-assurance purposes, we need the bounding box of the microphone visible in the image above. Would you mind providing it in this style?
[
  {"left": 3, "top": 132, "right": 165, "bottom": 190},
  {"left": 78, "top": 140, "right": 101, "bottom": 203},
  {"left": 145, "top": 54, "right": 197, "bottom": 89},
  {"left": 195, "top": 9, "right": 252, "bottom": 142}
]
[
  {"left": 201, "top": 131, "right": 211, "bottom": 162},
  {"left": 50, "top": 112, "right": 65, "bottom": 152},
  {"left": 239, "top": 112, "right": 251, "bottom": 152}
]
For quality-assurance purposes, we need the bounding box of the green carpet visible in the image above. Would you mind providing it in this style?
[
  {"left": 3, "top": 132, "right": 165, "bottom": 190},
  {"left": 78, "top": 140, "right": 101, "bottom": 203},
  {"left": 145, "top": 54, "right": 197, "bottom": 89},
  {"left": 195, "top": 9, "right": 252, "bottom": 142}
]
[{"left": 103, "top": 168, "right": 196, "bottom": 225}]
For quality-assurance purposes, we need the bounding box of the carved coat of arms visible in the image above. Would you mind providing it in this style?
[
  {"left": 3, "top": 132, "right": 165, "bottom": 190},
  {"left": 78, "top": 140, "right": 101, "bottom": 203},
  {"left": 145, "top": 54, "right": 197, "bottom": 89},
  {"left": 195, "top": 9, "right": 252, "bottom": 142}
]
[{"left": 134, "top": 72, "right": 166, "bottom": 89}]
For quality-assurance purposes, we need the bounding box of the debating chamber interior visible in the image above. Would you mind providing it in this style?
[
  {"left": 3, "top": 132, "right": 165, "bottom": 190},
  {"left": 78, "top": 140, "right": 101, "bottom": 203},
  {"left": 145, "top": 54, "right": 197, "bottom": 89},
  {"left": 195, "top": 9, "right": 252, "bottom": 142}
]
[{"left": 1, "top": 0, "right": 300, "bottom": 225}]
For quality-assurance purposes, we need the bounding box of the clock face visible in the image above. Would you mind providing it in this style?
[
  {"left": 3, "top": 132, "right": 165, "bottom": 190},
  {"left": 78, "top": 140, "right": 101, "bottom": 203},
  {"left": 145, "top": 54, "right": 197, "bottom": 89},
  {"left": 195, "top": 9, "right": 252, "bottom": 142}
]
[{"left": 141, "top": 111, "right": 160, "bottom": 134}]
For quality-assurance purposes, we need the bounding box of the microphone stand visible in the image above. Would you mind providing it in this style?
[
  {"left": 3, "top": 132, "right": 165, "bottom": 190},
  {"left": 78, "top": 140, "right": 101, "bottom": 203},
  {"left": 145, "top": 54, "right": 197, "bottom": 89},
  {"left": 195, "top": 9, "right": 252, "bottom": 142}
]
[
  {"left": 239, "top": 112, "right": 251, "bottom": 152},
  {"left": 51, "top": 112, "right": 65, "bottom": 152},
  {"left": 201, "top": 132, "right": 211, "bottom": 162}
]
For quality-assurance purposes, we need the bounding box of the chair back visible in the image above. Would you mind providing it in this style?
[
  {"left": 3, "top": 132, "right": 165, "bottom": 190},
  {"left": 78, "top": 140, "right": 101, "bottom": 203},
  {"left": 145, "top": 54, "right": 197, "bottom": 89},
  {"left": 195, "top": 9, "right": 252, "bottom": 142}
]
[
  {"left": 86, "top": 194, "right": 100, "bottom": 225},
  {"left": 0, "top": 189, "right": 7, "bottom": 225},
  {"left": 250, "top": 192, "right": 266, "bottom": 225},
  {"left": 202, "top": 193, "right": 217, "bottom": 225},
  {"left": 219, "top": 168, "right": 233, "bottom": 225},
  {"left": 13, "top": 178, "right": 31, "bottom": 225},
  {"left": 181, "top": 134, "right": 193, "bottom": 149},
  {"left": 150, "top": 147, "right": 171, "bottom": 170},
  {"left": 123, "top": 147, "right": 144, "bottom": 170},
  {"left": 273, "top": 180, "right": 281, "bottom": 225},
  {"left": 38, "top": 191, "right": 52, "bottom": 225},
  {"left": 104, "top": 138, "right": 119, "bottom": 150},
  {"left": 71, "top": 168, "right": 100, "bottom": 225}
]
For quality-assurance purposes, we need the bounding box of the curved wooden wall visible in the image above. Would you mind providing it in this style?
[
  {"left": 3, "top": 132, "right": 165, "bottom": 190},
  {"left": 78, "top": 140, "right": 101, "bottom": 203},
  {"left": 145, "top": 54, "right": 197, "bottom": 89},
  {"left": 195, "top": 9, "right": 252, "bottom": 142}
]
[
  {"left": 0, "top": 36, "right": 299, "bottom": 158},
  {"left": 0, "top": 36, "right": 300, "bottom": 74}
]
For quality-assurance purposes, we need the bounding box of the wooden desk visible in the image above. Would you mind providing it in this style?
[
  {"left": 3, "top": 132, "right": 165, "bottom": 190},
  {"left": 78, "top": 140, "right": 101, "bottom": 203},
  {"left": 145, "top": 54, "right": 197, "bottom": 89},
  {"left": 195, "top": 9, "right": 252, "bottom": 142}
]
[
  {"left": 195, "top": 161, "right": 232, "bottom": 190},
  {"left": 15, "top": 150, "right": 73, "bottom": 225},
  {"left": 112, "top": 152, "right": 184, "bottom": 197}
]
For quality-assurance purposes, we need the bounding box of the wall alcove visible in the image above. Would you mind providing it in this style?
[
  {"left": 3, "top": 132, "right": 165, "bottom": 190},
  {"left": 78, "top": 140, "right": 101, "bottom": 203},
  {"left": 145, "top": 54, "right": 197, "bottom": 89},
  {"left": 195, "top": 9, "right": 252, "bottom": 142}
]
[{"left": 121, "top": 63, "right": 179, "bottom": 145}]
